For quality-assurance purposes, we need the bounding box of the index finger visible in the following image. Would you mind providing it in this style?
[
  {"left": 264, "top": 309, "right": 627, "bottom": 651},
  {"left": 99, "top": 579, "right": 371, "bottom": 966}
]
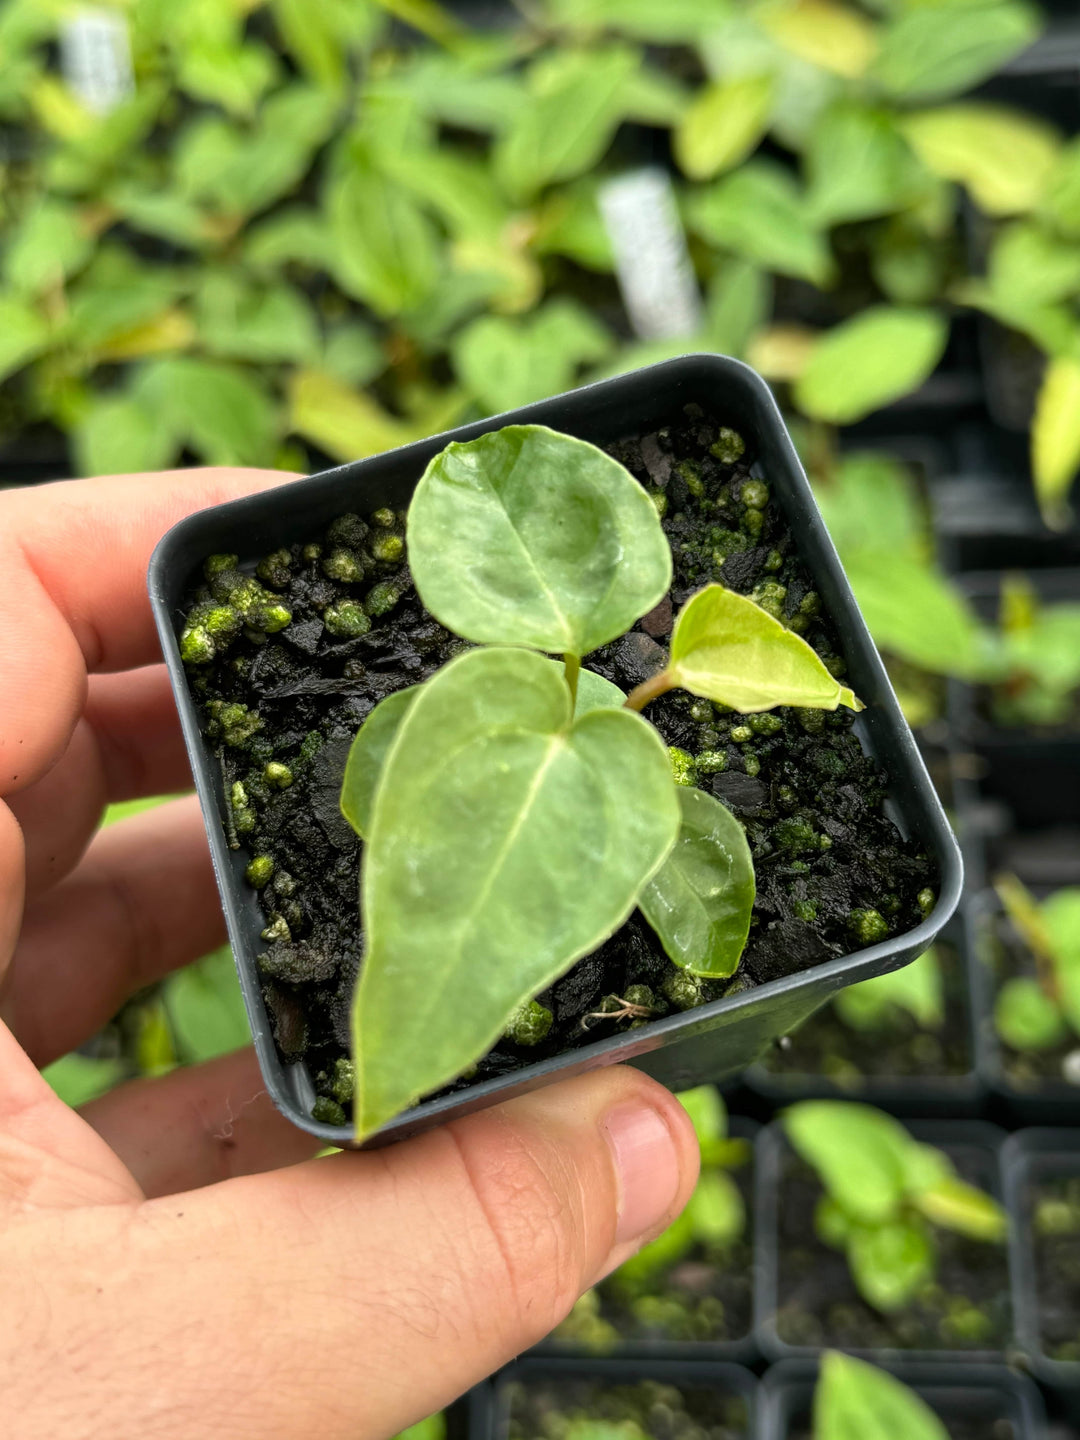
[{"left": 0, "top": 466, "right": 296, "bottom": 796}]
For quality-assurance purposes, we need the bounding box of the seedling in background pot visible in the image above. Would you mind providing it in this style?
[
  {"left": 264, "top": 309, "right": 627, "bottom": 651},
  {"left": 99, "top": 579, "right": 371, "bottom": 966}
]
[
  {"left": 814, "top": 1352, "right": 947, "bottom": 1440},
  {"left": 783, "top": 1101, "right": 1006, "bottom": 1318},
  {"left": 993, "top": 873, "right": 1080, "bottom": 1060},
  {"left": 340, "top": 424, "right": 863, "bottom": 1138}
]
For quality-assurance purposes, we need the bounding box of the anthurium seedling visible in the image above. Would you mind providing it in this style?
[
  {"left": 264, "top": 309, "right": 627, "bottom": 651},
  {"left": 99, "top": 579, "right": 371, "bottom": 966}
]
[
  {"left": 993, "top": 573, "right": 1080, "bottom": 728},
  {"left": 813, "top": 1351, "right": 948, "bottom": 1440},
  {"left": 831, "top": 946, "right": 944, "bottom": 1034},
  {"left": 783, "top": 1100, "right": 1006, "bottom": 1316},
  {"left": 557, "top": 1086, "right": 750, "bottom": 1349},
  {"left": 993, "top": 873, "right": 1080, "bottom": 1056},
  {"left": 341, "top": 424, "right": 864, "bottom": 1139}
]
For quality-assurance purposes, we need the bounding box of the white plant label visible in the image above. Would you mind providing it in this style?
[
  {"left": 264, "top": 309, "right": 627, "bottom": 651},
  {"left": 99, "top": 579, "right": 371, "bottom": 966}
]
[
  {"left": 599, "top": 167, "right": 703, "bottom": 342},
  {"left": 60, "top": 8, "right": 134, "bottom": 115}
]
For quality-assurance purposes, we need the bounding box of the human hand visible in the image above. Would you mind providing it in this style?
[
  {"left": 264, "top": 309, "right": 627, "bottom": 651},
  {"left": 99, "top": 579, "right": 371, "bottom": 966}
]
[{"left": 0, "top": 467, "right": 699, "bottom": 1440}]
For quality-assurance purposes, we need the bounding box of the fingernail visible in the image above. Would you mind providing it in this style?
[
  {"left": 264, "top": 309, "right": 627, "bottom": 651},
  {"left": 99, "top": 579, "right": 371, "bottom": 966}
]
[{"left": 602, "top": 1101, "right": 681, "bottom": 1245}]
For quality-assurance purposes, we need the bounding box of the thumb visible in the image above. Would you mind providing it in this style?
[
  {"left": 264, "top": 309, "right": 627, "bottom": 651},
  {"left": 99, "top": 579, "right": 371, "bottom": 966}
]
[{"left": 38, "top": 1066, "right": 699, "bottom": 1440}]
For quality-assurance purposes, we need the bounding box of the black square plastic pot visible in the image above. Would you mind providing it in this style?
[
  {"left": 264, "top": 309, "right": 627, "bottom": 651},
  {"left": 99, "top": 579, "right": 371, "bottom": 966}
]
[
  {"left": 148, "top": 354, "right": 962, "bottom": 1149},
  {"left": 1004, "top": 1127, "right": 1080, "bottom": 1407},
  {"left": 488, "top": 1357, "right": 757, "bottom": 1440},
  {"left": 947, "top": 570, "right": 1080, "bottom": 832},
  {"left": 533, "top": 1115, "right": 759, "bottom": 1364},
  {"left": 967, "top": 889, "right": 1080, "bottom": 1126},
  {"left": 754, "top": 1119, "right": 1011, "bottom": 1364},
  {"left": 743, "top": 917, "right": 982, "bottom": 1118},
  {"left": 757, "top": 1358, "right": 1045, "bottom": 1439}
]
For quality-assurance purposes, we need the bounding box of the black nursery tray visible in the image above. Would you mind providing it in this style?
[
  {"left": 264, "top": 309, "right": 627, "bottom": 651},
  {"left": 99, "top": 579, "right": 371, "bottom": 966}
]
[
  {"left": 757, "top": 1358, "right": 1045, "bottom": 1440},
  {"left": 149, "top": 354, "right": 961, "bottom": 1148},
  {"left": 490, "top": 1356, "right": 757, "bottom": 1440},
  {"left": 754, "top": 1119, "right": 1012, "bottom": 1364}
]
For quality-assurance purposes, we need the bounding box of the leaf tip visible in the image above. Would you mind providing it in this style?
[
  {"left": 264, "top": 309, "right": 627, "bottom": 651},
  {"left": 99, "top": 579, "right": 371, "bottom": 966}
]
[{"left": 840, "top": 687, "right": 865, "bottom": 712}]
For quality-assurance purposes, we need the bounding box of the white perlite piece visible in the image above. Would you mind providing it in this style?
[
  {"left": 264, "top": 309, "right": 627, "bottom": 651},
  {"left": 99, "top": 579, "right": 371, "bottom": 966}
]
[
  {"left": 599, "top": 167, "right": 703, "bottom": 342},
  {"left": 60, "top": 8, "right": 134, "bottom": 115}
]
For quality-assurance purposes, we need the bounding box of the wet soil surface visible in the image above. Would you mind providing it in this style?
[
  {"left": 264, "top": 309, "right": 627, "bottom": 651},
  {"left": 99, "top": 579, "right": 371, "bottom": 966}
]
[
  {"left": 761, "top": 938, "right": 971, "bottom": 1086},
  {"left": 773, "top": 1144, "right": 1010, "bottom": 1353},
  {"left": 181, "top": 405, "right": 936, "bottom": 1114},
  {"left": 1030, "top": 1172, "right": 1080, "bottom": 1362},
  {"left": 505, "top": 1377, "right": 748, "bottom": 1440},
  {"left": 552, "top": 1140, "right": 754, "bottom": 1349}
]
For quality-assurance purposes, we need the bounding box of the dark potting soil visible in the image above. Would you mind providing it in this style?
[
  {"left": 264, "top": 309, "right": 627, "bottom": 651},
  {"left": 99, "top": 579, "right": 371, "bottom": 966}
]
[
  {"left": 761, "top": 938, "right": 971, "bottom": 1084},
  {"left": 1030, "top": 1173, "right": 1080, "bottom": 1361},
  {"left": 505, "top": 1377, "right": 748, "bottom": 1440},
  {"left": 985, "top": 910, "right": 1080, "bottom": 1090},
  {"left": 773, "top": 1146, "right": 1011, "bottom": 1353},
  {"left": 180, "top": 406, "right": 936, "bottom": 1116},
  {"left": 553, "top": 1149, "right": 754, "bottom": 1348}
]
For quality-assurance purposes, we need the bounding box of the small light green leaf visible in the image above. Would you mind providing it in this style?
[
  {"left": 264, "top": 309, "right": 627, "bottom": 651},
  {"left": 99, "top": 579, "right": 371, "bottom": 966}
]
[
  {"left": 667, "top": 585, "right": 862, "bottom": 714},
  {"left": 813, "top": 451, "right": 927, "bottom": 564},
  {"left": 758, "top": 0, "right": 879, "bottom": 80},
  {"left": 354, "top": 646, "right": 679, "bottom": 1136},
  {"left": 1032, "top": 356, "right": 1080, "bottom": 530},
  {"left": 784, "top": 1101, "right": 915, "bottom": 1223},
  {"left": 834, "top": 947, "right": 945, "bottom": 1033},
  {"left": 995, "top": 976, "right": 1067, "bottom": 1052},
  {"left": 873, "top": 2, "right": 1039, "bottom": 103},
  {"left": 794, "top": 306, "right": 948, "bottom": 424},
  {"left": 74, "top": 394, "right": 178, "bottom": 477},
  {"left": 686, "top": 1167, "right": 745, "bottom": 1246},
  {"left": 996, "top": 873, "right": 1059, "bottom": 971},
  {"left": 493, "top": 46, "right": 639, "bottom": 200},
  {"left": 165, "top": 946, "right": 251, "bottom": 1065},
  {"left": 287, "top": 368, "right": 414, "bottom": 462},
  {"left": 704, "top": 259, "right": 772, "bottom": 360},
  {"left": 1044, "top": 888, "right": 1080, "bottom": 1035},
  {"left": 196, "top": 274, "right": 320, "bottom": 364},
  {"left": 686, "top": 160, "right": 833, "bottom": 285},
  {"left": 847, "top": 1215, "right": 936, "bottom": 1312},
  {"left": 5, "top": 198, "right": 95, "bottom": 295},
  {"left": 0, "top": 296, "right": 49, "bottom": 383},
  {"left": 408, "top": 426, "right": 671, "bottom": 657},
  {"left": 678, "top": 1084, "right": 729, "bottom": 1151},
  {"left": 806, "top": 101, "right": 928, "bottom": 227},
  {"left": 915, "top": 1175, "right": 1008, "bottom": 1243},
  {"left": 452, "top": 301, "right": 612, "bottom": 415},
  {"left": 673, "top": 74, "right": 773, "bottom": 182},
  {"left": 1044, "top": 136, "right": 1080, "bottom": 238},
  {"left": 133, "top": 357, "right": 278, "bottom": 467},
  {"left": 842, "top": 551, "right": 993, "bottom": 680},
  {"left": 815, "top": 1351, "right": 949, "bottom": 1440},
  {"left": 900, "top": 104, "right": 1061, "bottom": 216},
  {"left": 639, "top": 786, "right": 754, "bottom": 979},
  {"left": 342, "top": 688, "right": 422, "bottom": 842},
  {"left": 43, "top": 1052, "right": 126, "bottom": 1109},
  {"left": 613, "top": 1206, "right": 696, "bottom": 1286}
]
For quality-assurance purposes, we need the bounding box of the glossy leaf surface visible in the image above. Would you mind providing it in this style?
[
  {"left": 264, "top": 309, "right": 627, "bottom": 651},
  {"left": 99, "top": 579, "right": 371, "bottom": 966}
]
[
  {"left": 668, "top": 585, "right": 862, "bottom": 713},
  {"left": 814, "top": 1352, "right": 948, "bottom": 1440},
  {"left": 353, "top": 646, "right": 679, "bottom": 1137},
  {"left": 408, "top": 425, "right": 671, "bottom": 656},
  {"left": 639, "top": 785, "right": 755, "bottom": 978}
]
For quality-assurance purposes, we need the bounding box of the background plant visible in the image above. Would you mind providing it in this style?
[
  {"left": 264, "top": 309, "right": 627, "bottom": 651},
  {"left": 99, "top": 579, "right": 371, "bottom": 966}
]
[
  {"left": 783, "top": 1100, "right": 1007, "bottom": 1316},
  {"left": 993, "top": 872, "right": 1080, "bottom": 1055},
  {"left": 813, "top": 1351, "right": 949, "bottom": 1440}
]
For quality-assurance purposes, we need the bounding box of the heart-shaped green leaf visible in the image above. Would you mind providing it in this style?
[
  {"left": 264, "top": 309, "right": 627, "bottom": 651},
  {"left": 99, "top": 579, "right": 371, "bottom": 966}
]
[
  {"left": 668, "top": 585, "right": 863, "bottom": 713},
  {"left": 846, "top": 1215, "right": 936, "bottom": 1313},
  {"left": 353, "top": 645, "right": 679, "bottom": 1138},
  {"left": 340, "top": 664, "right": 626, "bottom": 841},
  {"left": 639, "top": 785, "right": 754, "bottom": 978},
  {"left": 408, "top": 425, "right": 672, "bottom": 658}
]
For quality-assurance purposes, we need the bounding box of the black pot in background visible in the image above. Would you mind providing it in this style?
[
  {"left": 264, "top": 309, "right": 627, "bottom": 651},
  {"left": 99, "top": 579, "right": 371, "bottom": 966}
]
[
  {"left": 488, "top": 1356, "right": 757, "bottom": 1440},
  {"left": 533, "top": 1115, "right": 760, "bottom": 1365},
  {"left": 1004, "top": 1128, "right": 1080, "bottom": 1416},
  {"left": 966, "top": 889, "right": 1080, "bottom": 1127},
  {"left": 947, "top": 570, "right": 1080, "bottom": 834},
  {"left": 149, "top": 354, "right": 962, "bottom": 1149},
  {"left": 757, "top": 1358, "right": 1046, "bottom": 1440},
  {"left": 743, "top": 919, "right": 982, "bottom": 1119},
  {"left": 754, "top": 1119, "right": 1011, "bottom": 1365}
]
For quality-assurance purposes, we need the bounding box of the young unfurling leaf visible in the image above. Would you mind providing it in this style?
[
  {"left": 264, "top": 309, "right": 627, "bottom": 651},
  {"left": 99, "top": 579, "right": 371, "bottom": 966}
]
[
  {"left": 407, "top": 425, "right": 671, "bottom": 658},
  {"left": 352, "top": 645, "right": 679, "bottom": 1138},
  {"left": 665, "top": 584, "right": 863, "bottom": 713},
  {"left": 639, "top": 785, "right": 754, "bottom": 978}
]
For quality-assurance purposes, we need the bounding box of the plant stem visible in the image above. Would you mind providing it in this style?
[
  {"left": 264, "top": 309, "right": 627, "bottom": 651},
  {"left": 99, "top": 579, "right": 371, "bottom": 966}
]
[
  {"left": 564, "top": 652, "right": 580, "bottom": 708},
  {"left": 624, "top": 669, "right": 675, "bottom": 712}
]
